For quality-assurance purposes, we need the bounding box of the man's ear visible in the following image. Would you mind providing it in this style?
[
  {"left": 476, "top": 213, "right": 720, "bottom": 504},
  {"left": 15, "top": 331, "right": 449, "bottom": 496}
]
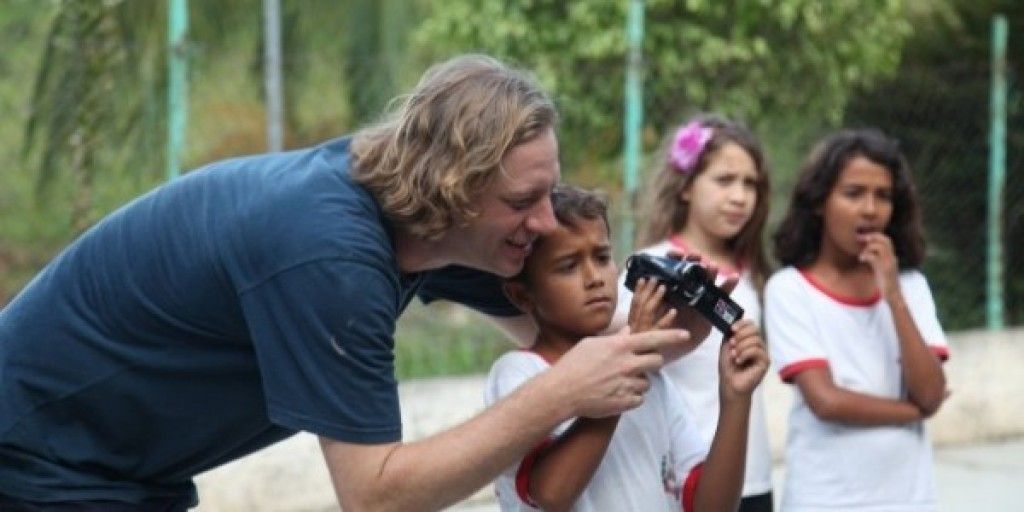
[{"left": 502, "top": 281, "right": 534, "bottom": 315}]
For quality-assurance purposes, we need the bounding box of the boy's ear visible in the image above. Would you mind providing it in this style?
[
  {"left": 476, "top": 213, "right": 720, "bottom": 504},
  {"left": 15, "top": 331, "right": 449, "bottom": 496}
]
[{"left": 502, "top": 281, "right": 534, "bottom": 315}]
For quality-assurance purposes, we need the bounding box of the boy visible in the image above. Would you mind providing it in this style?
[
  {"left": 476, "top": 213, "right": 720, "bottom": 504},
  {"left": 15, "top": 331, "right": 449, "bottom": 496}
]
[{"left": 485, "top": 184, "right": 770, "bottom": 511}]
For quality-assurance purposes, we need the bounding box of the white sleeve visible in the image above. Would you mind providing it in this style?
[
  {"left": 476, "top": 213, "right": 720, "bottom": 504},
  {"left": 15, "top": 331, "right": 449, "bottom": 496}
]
[
  {"left": 483, "top": 352, "right": 545, "bottom": 407},
  {"left": 609, "top": 267, "right": 633, "bottom": 333},
  {"left": 900, "top": 271, "right": 949, "bottom": 361},
  {"left": 484, "top": 352, "right": 574, "bottom": 437},
  {"left": 764, "top": 270, "right": 829, "bottom": 383}
]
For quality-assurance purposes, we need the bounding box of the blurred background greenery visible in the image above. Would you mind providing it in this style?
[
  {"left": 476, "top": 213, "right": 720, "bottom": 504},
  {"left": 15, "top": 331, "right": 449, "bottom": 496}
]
[{"left": 0, "top": 0, "right": 1020, "bottom": 379}]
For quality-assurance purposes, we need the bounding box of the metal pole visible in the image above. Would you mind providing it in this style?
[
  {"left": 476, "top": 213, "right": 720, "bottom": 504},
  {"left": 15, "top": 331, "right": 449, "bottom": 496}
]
[
  {"left": 987, "top": 15, "right": 1008, "bottom": 330},
  {"left": 621, "top": 0, "right": 644, "bottom": 258},
  {"left": 263, "top": 0, "right": 284, "bottom": 152},
  {"left": 166, "top": 0, "right": 187, "bottom": 180}
]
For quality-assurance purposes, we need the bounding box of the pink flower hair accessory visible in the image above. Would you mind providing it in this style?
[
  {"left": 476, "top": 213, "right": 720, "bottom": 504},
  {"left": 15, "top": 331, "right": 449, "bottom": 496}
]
[{"left": 669, "top": 121, "right": 713, "bottom": 174}]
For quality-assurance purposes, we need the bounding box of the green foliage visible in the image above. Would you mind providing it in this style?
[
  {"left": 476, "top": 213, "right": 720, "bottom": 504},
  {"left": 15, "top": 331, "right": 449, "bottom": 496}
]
[
  {"left": 23, "top": 0, "right": 165, "bottom": 231},
  {"left": 394, "top": 302, "right": 512, "bottom": 379},
  {"left": 842, "top": 0, "right": 1024, "bottom": 329},
  {"left": 414, "top": 0, "right": 914, "bottom": 168}
]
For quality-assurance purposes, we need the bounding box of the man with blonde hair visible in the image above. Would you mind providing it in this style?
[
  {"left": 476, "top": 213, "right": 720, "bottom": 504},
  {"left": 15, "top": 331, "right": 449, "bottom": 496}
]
[{"left": 0, "top": 54, "right": 719, "bottom": 511}]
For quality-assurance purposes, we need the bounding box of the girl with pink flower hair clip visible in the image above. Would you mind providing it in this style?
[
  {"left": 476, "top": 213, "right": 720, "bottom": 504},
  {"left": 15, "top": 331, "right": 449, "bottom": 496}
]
[{"left": 610, "top": 114, "right": 776, "bottom": 511}]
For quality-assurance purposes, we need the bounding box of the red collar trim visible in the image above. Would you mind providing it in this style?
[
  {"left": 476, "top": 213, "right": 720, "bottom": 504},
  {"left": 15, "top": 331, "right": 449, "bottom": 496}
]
[{"left": 798, "top": 269, "right": 881, "bottom": 306}]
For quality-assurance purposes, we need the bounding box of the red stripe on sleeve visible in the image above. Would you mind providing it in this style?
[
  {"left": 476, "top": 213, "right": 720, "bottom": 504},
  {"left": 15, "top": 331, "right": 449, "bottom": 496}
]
[
  {"left": 930, "top": 345, "right": 950, "bottom": 362},
  {"left": 681, "top": 462, "right": 704, "bottom": 512},
  {"left": 515, "top": 437, "right": 556, "bottom": 507},
  {"left": 779, "top": 358, "right": 829, "bottom": 383}
]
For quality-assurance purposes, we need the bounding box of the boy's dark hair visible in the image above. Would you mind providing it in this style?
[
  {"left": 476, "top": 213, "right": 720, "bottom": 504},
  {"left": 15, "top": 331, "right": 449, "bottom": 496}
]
[
  {"left": 550, "top": 184, "right": 610, "bottom": 234},
  {"left": 773, "top": 128, "right": 925, "bottom": 269},
  {"left": 511, "top": 184, "right": 610, "bottom": 282}
]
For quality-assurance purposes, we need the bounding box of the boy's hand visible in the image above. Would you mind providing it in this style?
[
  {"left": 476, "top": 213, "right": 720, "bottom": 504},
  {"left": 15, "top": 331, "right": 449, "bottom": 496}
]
[
  {"left": 627, "top": 277, "right": 678, "bottom": 334},
  {"left": 718, "top": 319, "right": 769, "bottom": 400}
]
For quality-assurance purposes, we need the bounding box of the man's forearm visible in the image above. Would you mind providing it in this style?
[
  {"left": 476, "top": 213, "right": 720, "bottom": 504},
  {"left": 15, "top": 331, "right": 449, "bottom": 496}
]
[{"left": 322, "top": 369, "right": 571, "bottom": 512}]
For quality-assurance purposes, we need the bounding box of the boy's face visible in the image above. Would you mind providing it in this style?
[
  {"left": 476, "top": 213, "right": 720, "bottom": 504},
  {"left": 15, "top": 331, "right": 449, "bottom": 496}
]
[{"left": 509, "top": 216, "right": 618, "bottom": 339}]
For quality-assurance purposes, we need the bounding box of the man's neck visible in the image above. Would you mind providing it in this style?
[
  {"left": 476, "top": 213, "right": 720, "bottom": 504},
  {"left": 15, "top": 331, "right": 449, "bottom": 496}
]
[{"left": 393, "top": 228, "right": 452, "bottom": 274}]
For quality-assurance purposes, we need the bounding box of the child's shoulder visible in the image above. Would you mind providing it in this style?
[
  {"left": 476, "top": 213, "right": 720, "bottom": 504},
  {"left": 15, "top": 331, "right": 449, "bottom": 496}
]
[
  {"left": 634, "top": 240, "right": 675, "bottom": 258},
  {"left": 897, "top": 268, "right": 933, "bottom": 295},
  {"left": 765, "top": 266, "right": 802, "bottom": 290},
  {"left": 488, "top": 349, "right": 550, "bottom": 375}
]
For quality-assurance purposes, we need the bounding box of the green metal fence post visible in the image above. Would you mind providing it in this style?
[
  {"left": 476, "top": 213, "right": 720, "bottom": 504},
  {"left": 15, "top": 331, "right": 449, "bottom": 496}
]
[
  {"left": 621, "top": 0, "right": 644, "bottom": 258},
  {"left": 987, "top": 14, "right": 1007, "bottom": 330},
  {"left": 167, "top": 0, "right": 188, "bottom": 180}
]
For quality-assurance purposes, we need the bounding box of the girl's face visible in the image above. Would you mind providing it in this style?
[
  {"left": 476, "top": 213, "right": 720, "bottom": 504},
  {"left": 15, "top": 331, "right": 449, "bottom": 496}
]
[
  {"left": 819, "top": 155, "right": 894, "bottom": 261},
  {"left": 681, "top": 142, "right": 759, "bottom": 241}
]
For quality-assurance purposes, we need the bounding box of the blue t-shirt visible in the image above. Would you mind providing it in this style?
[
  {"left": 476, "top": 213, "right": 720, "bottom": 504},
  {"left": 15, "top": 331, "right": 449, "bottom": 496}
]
[{"left": 0, "top": 137, "right": 519, "bottom": 504}]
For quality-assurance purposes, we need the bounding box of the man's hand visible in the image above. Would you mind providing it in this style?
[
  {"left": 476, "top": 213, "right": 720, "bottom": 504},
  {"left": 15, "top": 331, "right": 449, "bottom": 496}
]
[
  {"left": 718, "top": 319, "right": 769, "bottom": 401},
  {"left": 550, "top": 327, "right": 691, "bottom": 418}
]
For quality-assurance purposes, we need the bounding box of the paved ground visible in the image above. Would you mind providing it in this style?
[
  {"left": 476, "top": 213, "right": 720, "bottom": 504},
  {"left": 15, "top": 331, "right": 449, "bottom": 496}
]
[
  {"left": 449, "top": 437, "right": 1024, "bottom": 511},
  {"left": 194, "top": 373, "right": 1022, "bottom": 511}
]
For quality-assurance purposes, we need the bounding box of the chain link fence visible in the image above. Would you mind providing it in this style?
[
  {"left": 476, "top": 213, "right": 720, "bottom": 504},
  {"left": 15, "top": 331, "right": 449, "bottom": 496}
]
[{"left": 0, "top": 3, "right": 1019, "bottom": 379}]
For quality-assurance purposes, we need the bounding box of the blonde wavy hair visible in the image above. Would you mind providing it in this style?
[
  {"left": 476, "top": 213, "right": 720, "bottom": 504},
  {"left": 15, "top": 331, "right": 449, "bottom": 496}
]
[{"left": 351, "top": 54, "right": 557, "bottom": 240}]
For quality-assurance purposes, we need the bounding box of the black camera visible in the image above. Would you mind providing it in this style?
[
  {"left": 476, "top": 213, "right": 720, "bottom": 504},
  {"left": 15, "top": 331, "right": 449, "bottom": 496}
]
[{"left": 624, "top": 254, "right": 744, "bottom": 338}]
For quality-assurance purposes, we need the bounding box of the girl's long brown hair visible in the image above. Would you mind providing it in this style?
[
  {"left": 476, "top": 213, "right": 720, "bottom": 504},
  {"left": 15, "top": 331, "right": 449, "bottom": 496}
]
[{"left": 774, "top": 128, "right": 925, "bottom": 269}]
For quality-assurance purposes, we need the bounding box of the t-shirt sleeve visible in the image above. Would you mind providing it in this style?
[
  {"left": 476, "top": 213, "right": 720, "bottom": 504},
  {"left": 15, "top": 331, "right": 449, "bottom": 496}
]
[
  {"left": 239, "top": 258, "right": 402, "bottom": 443},
  {"left": 765, "top": 271, "right": 829, "bottom": 383},
  {"left": 612, "top": 267, "right": 633, "bottom": 332},
  {"left": 484, "top": 352, "right": 572, "bottom": 435},
  {"left": 901, "top": 271, "right": 950, "bottom": 361},
  {"left": 417, "top": 265, "right": 522, "bottom": 317},
  {"left": 486, "top": 352, "right": 572, "bottom": 508}
]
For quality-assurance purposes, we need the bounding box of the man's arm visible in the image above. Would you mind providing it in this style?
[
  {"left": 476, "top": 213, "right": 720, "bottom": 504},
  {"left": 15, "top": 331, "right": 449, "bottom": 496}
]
[{"left": 321, "top": 328, "right": 689, "bottom": 512}]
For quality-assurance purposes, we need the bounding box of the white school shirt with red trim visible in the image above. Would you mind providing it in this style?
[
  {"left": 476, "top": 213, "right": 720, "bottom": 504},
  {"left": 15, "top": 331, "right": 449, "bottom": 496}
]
[
  {"left": 484, "top": 350, "right": 707, "bottom": 512},
  {"left": 764, "top": 266, "right": 949, "bottom": 512},
  {"left": 615, "top": 239, "right": 774, "bottom": 497}
]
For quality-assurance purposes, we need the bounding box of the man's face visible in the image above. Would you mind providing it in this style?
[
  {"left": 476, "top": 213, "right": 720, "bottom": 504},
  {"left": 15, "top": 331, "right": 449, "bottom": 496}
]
[{"left": 448, "top": 128, "right": 561, "bottom": 277}]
